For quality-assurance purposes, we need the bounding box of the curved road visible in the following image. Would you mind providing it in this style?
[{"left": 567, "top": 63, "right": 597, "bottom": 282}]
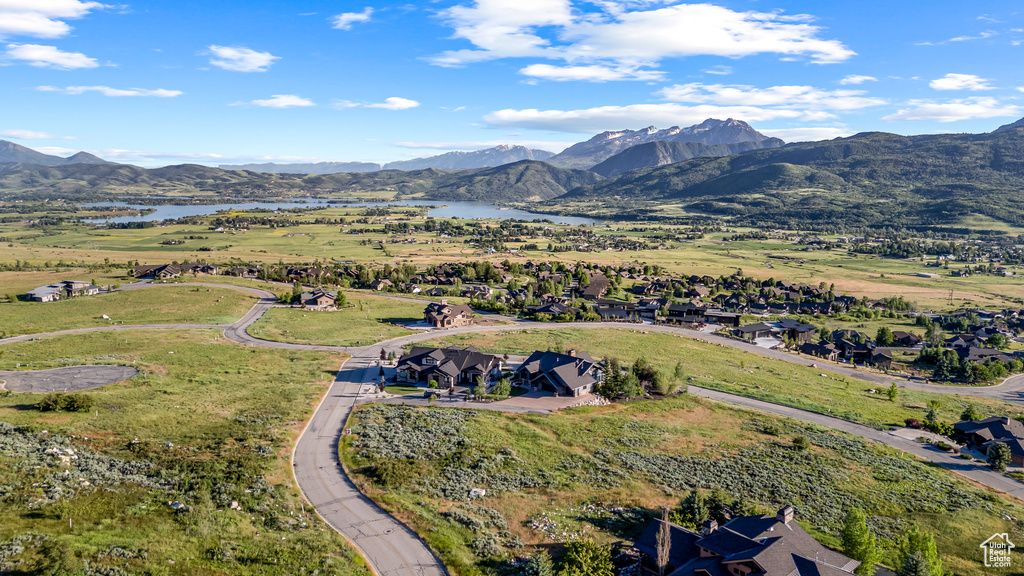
[{"left": 5, "top": 280, "right": 1024, "bottom": 575}]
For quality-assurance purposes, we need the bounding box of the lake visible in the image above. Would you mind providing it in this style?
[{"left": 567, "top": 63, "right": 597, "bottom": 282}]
[{"left": 81, "top": 199, "right": 598, "bottom": 226}]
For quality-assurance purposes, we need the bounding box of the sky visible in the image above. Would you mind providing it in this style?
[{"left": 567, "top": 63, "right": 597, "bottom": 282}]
[{"left": 1, "top": 0, "right": 1023, "bottom": 166}]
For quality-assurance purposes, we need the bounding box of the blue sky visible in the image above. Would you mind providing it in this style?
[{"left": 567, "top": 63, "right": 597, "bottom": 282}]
[{"left": 1, "top": 0, "right": 1023, "bottom": 166}]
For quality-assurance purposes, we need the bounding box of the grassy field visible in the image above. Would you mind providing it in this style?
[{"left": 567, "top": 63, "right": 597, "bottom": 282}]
[
  {"left": 0, "top": 330, "right": 368, "bottom": 576},
  {"left": 418, "top": 328, "right": 1024, "bottom": 429},
  {"left": 1, "top": 285, "right": 257, "bottom": 336},
  {"left": 342, "top": 399, "right": 1024, "bottom": 576},
  {"left": 249, "top": 294, "right": 425, "bottom": 347}
]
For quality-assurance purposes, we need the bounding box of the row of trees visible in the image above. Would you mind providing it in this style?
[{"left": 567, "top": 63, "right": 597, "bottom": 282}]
[{"left": 597, "top": 358, "right": 687, "bottom": 399}]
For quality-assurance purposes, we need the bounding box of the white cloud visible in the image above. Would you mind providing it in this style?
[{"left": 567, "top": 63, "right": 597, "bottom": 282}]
[
  {"left": 882, "top": 97, "right": 1020, "bottom": 122},
  {"left": 1, "top": 128, "right": 74, "bottom": 139},
  {"left": 929, "top": 73, "right": 993, "bottom": 91},
  {"left": 246, "top": 94, "right": 315, "bottom": 108},
  {"left": 950, "top": 30, "right": 997, "bottom": 42},
  {"left": 0, "top": 0, "right": 107, "bottom": 39},
  {"left": 430, "top": 1, "right": 854, "bottom": 81},
  {"left": 759, "top": 127, "right": 851, "bottom": 142},
  {"left": 365, "top": 97, "right": 420, "bottom": 110},
  {"left": 839, "top": 74, "right": 876, "bottom": 85},
  {"left": 331, "top": 7, "right": 373, "bottom": 30},
  {"left": 520, "top": 63, "right": 663, "bottom": 82},
  {"left": 702, "top": 65, "right": 732, "bottom": 76},
  {"left": 37, "top": 85, "right": 183, "bottom": 97},
  {"left": 658, "top": 82, "right": 886, "bottom": 113},
  {"left": 4, "top": 43, "right": 97, "bottom": 68},
  {"left": 207, "top": 45, "right": 279, "bottom": 72},
  {"left": 31, "top": 145, "right": 76, "bottom": 155},
  {"left": 484, "top": 103, "right": 812, "bottom": 133}
]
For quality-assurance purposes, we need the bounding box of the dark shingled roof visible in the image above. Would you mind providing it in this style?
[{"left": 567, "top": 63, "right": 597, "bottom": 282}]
[{"left": 633, "top": 520, "right": 700, "bottom": 570}]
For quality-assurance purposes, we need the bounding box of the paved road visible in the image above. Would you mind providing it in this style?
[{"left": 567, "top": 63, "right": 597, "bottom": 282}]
[
  {"left": 0, "top": 365, "right": 140, "bottom": 393},
  {"left": 293, "top": 351, "right": 449, "bottom": 576}
]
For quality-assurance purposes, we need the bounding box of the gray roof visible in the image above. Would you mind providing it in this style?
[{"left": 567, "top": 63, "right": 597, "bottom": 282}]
[{"left": 518, "top": 350, "right": 598, "bottom": 391}]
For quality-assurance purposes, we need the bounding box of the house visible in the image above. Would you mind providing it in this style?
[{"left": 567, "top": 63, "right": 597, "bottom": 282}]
[
  {"left": 891, "top": 331, "right": 923, "bottom": 347},
  {"left": 424, "top": 301, "right": 474, "bottom": 328},
  {"left": 526, "top": 301, "right": 579, "bottom": 317},
  {"left": 300, "top": 288, "right": 338, "bottom": 310},
  {"left": 26, "top": 281, "right": 101, "bottom": 303},
  {"left": 182, "top": 262, "right": 218, "bottom": 275},
  {"left": 134, "top": 264, "right": 181, "bottom": 279},
  {"left": 516, "top": 350, "right": 602, "bottom": 397},
  {"left": 946, "top": 334, "right": 983, "bottom": 349},
  {"left": 735, "top": 323, "right": 775, "bottom": 341},
  {"left": 369, "top": 279, "right": 393, "bottom": 291},
  {"left": 580, "top": 273, "right": 610, "bottom": 301},
  {"left": 870, "top": 351, "right": 893, "bottom": 370},
  {"left": 395, "top": 346, "right": 502, "bottom": 389},
  {"left": 800, "top": 341, "right": 840, "bottom": 362},
  {"left": 954, "top": 416, "right": 1024, "bottom": 466},
  {"left": 595, "top": 299, "right": 641, "bottom": 321},
  {"left": 634, "top": 505, "right": 859, "bottom": 576},
  {"left": 226, "top": 266, "right": 261, "bottom": 278}
]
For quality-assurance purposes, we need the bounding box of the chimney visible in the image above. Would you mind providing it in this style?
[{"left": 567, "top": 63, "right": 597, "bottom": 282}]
[
  {"left": 777, "top": 505, "right": 794, "bottom": 525},
  {"left": 441, "top": 299, "right": 448, "bottom": 305},
  {"left": 701, "top": 518, "right": 718, "bottom": 536},
  {"left": 568, "top": 349, "right": 576, "bottom": 357}
]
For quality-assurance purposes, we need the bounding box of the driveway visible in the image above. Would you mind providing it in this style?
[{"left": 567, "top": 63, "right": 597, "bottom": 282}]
[{"left": 0, "top": 365, "right": 139, "bottom": 393}]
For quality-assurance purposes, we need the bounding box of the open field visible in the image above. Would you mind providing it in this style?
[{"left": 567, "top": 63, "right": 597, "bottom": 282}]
[
  {"left": 4, "top": 203, "right": 1024, "bottom": 313},
  {"left": 343, "top": 399, "right": 1024, "bottom": 576},
  {"left": 250, "top": 294, "right": 424, "bottom": 347},
  {"left": 0, "top": 285, "right": 257, "bottom": 336},
  {"left": 419, "top": 328, "right": 1024, "bottom": 429},
  {"left": 0, "top": 330, "right": 367, "bottom": 575}
]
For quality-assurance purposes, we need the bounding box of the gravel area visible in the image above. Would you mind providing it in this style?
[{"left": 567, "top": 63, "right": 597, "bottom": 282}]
[{"left": 0, "top": 365, "right": 139, "bottom": 393}]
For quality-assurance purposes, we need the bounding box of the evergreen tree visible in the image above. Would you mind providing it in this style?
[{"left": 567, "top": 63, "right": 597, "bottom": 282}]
[
  {"left": 841, "top": 508, "right": 879, "bottom": 576},
  {"left": 672, "top": 490, "right": 709, "bottom": 529},
  {"left": 897, "top": 552, "right": 931, "bottom": 576},
  {"left": 987, "top": 442, "right": 1012, "bottom": 472},
  {"left": 522, "top": 550, "right": 555, "bottom": 576},
  {"left": 557, "top": 538, "right": 614, "bottom": 576},
  {"left": 960, "top": 404, "right": 983, "bottom": 421}
]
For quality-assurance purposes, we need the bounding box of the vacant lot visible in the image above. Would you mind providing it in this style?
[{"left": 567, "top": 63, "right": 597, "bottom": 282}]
[
  {"left": 343, "top": 399, "right": 1024, "bottom": 576},
  {"left": 250, "top": 294, "right": 425, "bottom": 347},
  {"left": 1, "top": 285, "right": 257, "bottom": 337},
  {"left": 0, "top": 330, "right": 368, "bottom": 576}
]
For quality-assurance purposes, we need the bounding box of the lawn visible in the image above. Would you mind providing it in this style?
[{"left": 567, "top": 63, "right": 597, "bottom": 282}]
[
  {"left": 342, "top": 399, "right": 1024, "bottom": 576},
  {"left": 0, "top": 285, "right": 257, "bottom": 337},
  {"left": 417, "top": 328, "right": 1024, "bottom": 429},
  {"left": 0, "top": 330, "right": 369, "bottom": 576},
  {"left": 249, "top": 294, "right": 424, "bottom": 347}
]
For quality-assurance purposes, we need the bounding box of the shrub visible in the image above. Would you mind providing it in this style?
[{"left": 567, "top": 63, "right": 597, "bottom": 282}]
[
  {"left": 792, "top": 435, "right": 811, "bottom": 451},
  {"left": 904, "top": 418, "right": 922, "bottom": 429},
  {"left": 935, "top": 442, "right": 953, "bottom": 452},
  {"left": 37, "top": 392, "right": 94, "bottom": 413}
]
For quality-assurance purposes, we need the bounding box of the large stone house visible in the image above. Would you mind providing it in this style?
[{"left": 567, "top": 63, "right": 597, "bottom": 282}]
[
  {"left": 634, "top": 506, "right": 860, "bottom": 576},
  {"left": 516, "top": 350, "right": 602, "bottom": 397},
  {"left": 425, "top": 301, "right": 474, "bottom": 328},
  {"left": 954, "top": 416, "right": 1024, "bottom": 466},
  {"left": 395, "top": 346, "right": 502, "bottom": 389}
]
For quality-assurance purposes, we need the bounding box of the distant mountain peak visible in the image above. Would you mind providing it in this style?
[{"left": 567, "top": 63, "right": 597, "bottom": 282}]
[
  {"left": 994, "top": 117, "right": 1024, "bottom": 133},
  {"left": 547, "top": 118, "right": 781, "bottom": 169},
  {"left": 0, "top": 140, "right": 112, "bottom": 166}
]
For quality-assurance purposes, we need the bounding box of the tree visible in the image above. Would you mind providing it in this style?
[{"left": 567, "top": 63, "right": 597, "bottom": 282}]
[
  {"left": 841, "top": 508, "right": 879, "bottom": 576},
  {"left": 897, "top": 552, "right": 931, "bottom": 576},
  {"left": 987, "top": 442, "right": 1012, "bottom": 472},
  {"left": 876, "top": 327, "right": 895, "bottom": 346},
  {"left": 557, "top": 538, "right": 614, "bottom": 576},
  {"left": 656, "top": 508, "right": 672, "bottom": 576},
  {"left": 672, "top": 490, "right": 709, "bottom": 529},
  {"left": 474, "top": 376, "right": 487, "bottom": 399},
  {"left": 924, "top": 400, "right": 941, "bottom": 424},
  {"left": 493, "top": 378, "right": 512, "bottom": 398},
  {"left": 522, "top": 550, "right": 555, "bottom": 576},
  {"left": 898, "top": 524, "right": 942, "bottom": 576},
  {"left": 291, "top": 281, "right": 303, "bottom": 302},
  {"left": 960, "top": 404, "right": 983, "bottom": 421},
  {"left": 887, "top": 382, "right": 898, "bottom": 402}
]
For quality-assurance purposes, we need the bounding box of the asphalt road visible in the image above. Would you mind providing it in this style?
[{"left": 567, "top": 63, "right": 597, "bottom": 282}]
[
  {"left": 0, "top": 365, "right": 140, "bottom": 393},
  {"left": 6, "top": 280, "right": 1024, "bottom": 575}
]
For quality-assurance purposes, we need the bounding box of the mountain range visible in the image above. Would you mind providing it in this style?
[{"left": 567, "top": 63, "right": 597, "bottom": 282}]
[
  {"left": 0, "top": 140, "right": 111, "bottom": 167},
  {"left": 217, "top": 145, "right": 554, "bottom": 173},
  {"left": 5, "top": 116, "right": 1024, "bottom": 228}
]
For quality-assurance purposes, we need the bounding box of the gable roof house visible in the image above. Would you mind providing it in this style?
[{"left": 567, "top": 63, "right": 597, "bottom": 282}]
[
  {"left": 26, "top": 285, "right": 63, "bottom": 303},
  {"left": 425, "top": 301, "right": 474, "bottom": 328},
  {"left": 300, "top": 288, "right": 338, "bottom": 310},
  {"left": 954, "top": 416, "right": 1024, "bottom": 466},
  {"left": 580, "top": 273, "right": 610, "bottom": 301},
  {"left": 134, "top": 264, "right": 181, "bottom": 279},
  {"left": 634, "top": 506, "right": 860, "bottom": 576},
  {"left": 27, "top": 280, "right": 102, "bottom": 303},
  {"left": 516, "top": 350, "right": 602, "bottom": 397},
  {"left": 395, "top": 346, "right": 502, "bottom": 389}
]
